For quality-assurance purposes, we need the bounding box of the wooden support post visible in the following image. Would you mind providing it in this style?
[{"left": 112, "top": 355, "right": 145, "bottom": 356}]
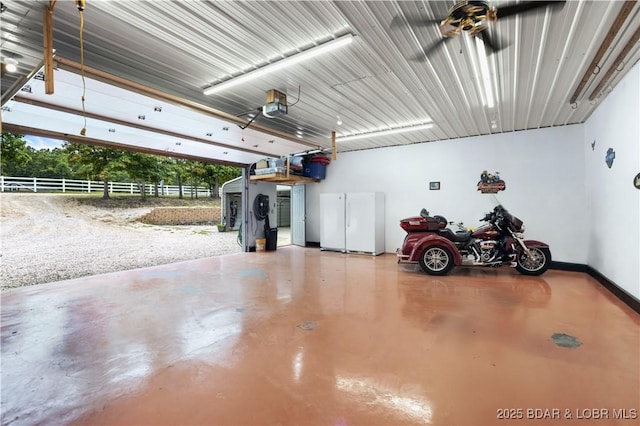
[
  {"left": 44, "top": 1, "right": 56, "bottom": 94},
  {"left": 285, "top": 156, "right": 290, "bottom": 179},
  {"left": 331, "top": 131, "right": 337, "bottom": 161}
]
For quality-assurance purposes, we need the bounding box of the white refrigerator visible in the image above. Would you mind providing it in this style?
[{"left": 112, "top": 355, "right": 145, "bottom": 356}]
[{"left": 320, "top": 192, "right": 385, "bottom": 255}]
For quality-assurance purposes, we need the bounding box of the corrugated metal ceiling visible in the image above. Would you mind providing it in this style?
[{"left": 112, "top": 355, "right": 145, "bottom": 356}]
[{"left": 2, "top": 0, "right": 639, "bottom": 159}]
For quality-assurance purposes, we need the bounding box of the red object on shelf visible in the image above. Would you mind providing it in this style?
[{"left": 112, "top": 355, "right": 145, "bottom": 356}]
[{"left": 310, "top": 155, "right": 331, "bottom": 165}]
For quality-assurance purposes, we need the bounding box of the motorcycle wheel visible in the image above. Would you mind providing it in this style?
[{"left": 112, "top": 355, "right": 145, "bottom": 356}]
[
  {"left": 418, "top": 246, "right": 454, "bottom": 276},
  {"left": 515, "top": 247, "right": 551, "bottom": 276}
]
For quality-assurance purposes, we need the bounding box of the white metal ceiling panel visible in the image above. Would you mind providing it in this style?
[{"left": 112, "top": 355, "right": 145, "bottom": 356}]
[{"left": 2, "top": 0, "right": 639, "bottom": 154}]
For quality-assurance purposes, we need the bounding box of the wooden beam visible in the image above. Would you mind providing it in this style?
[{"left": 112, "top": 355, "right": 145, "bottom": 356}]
[
  {"left": 44, "top": 3, "right": 56, "bottom": 94},
  {"left": 0, "top": 59, "right": 45, "bottom": 105},
  {"left": 589, "top": 24, "right": 640, "bottom": 101},
  {"left": 331, "top": 131, "right": 337, "bottom": 161},
  {"left": 569, "top": 1, "right": 636, "bottom": 104}
]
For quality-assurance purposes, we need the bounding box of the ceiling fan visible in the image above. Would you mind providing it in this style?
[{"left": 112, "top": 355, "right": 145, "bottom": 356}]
[{"left": 394, "top": 0, "right": 566, "bottom": 58}]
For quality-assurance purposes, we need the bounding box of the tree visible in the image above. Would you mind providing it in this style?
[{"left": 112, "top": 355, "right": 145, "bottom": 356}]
[
  {"left": 1, "top": 132, "right": 32, "bottom": 176},
  {"left": 65, "top": 143, "right": 125, "bottom": 199},
  {"left": 201, "top": 163, "right": 242, "bottom": 199},
  {"left": 122, "top": 152, "right": 169, "bottom": 199},
  {"left": 3, "top": 135, "right": 241, "bottom": 199},
  {"left": 19, "top": 147, "right": 73, "bottom": 178},
  {"left": 151, "top": 156, "right": 172, "bottom": 197},
  {"left": 187, "top": 161, "right": 206, "bottom": 199},
  {"left": 166, "top": 158, "right": 189, "bottom": 199}
]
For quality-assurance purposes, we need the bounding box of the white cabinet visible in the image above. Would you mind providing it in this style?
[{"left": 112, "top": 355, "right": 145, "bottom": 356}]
[{"left": 320, "top": 192, "right": 385, "bottom": 255}]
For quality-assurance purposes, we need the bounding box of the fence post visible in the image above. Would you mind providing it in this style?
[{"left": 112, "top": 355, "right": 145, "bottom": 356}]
[
  {"left": 109, "top": 181, "right": 113, "bottom": 194},
  {"left": 130, "top": 183, "right": 134, "bottom": 194},
  {"left": 1, "top": 176, "right": 3, "bottom": 192},
  {"left": 33, "top": 177, "right": 37, "bottom": 193},
  {"left": 62, "top": 177, "right": 66, "bottom": 192},
  {"left": 88, "top": 180, "right": 91, "bottom": 193}
]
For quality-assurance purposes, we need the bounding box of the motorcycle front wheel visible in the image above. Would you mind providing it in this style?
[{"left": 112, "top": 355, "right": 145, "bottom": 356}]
[
  {"left": 418, "top": 246, "right": 454, "bottom": 276},
  {"left": 515, "top": 247, "right": 551, "bottom": 276}
]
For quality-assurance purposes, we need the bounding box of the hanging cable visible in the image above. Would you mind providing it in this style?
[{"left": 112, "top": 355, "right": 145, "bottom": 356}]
[
  {"left": 238, "top": 108, "right": 262, "bottom": 130},
  {"left": 77, "top": 0, "right": 87, "bottom": 135},
  {"left": 288, "top": 85, "right": 301, "bottom": 107}
]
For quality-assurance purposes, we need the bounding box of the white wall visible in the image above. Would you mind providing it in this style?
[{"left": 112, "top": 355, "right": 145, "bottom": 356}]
[
  {"left": 307, "top": 124, "right": 587, "bottom": 264},
  {"left": 583, "top": 61, "right": 640, "bottom": 300}
]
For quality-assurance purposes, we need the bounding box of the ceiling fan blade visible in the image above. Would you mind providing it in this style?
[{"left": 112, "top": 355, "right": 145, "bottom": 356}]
[
  {"left": 391, "top": 15, "right": 442, "bottom": 29},
  {"left": 476, "top": 30, "right": 508, "bottom": 54},
  {"left": 411, "top": 37, "right": 452, "bottom": 61},
  {"left": 496, "top": 0, "right": 566, "bottom": 19}
]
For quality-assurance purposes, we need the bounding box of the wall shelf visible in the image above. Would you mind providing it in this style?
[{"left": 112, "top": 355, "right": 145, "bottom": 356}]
[
  {"left": 249, "top": 173, "right": 318, "bottom": 185},
  {"left": 249, "top": 156, "right": 320, "bottom": 185}
]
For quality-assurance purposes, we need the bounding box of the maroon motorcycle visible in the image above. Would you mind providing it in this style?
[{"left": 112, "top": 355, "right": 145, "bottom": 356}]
[{"left": 396, "top": 203, "right": 551, "bottom": 276}]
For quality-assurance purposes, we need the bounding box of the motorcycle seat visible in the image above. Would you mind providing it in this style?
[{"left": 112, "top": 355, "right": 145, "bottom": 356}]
[{"left": 438, "top": 228, "right": 472, "bottom": 242}]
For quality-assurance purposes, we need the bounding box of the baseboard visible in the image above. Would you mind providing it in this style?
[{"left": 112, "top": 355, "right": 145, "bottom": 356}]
[
  {"left": 551, "top": 261, "right": 638, "bottom": 314},
  {"left": 305, "top": 241, "right": 320, "bottom": 248},
  {"left": 586, "top": 266, "right": 640, "bottom": 314},
  {"left": 550, "top": 261, "right": 588, "bottom": 272}
]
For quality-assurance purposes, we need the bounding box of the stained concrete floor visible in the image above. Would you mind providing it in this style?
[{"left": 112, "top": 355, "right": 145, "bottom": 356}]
[{"left": 1, "top": 247, "right": 638, "bottom": 426}]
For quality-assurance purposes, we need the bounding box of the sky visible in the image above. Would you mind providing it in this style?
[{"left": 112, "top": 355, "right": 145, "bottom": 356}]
[{"left": 24, "top": 135, "right": 64, "bottom": 150}]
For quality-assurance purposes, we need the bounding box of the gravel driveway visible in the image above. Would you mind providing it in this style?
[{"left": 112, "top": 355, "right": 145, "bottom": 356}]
[{"left": 0, "top": 193, "right": 242, "bottom": 290}]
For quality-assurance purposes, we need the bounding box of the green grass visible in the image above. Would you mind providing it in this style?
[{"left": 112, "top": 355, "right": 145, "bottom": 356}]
[{"left": 73, "top": 194, "right": 221, "bottom": 209}]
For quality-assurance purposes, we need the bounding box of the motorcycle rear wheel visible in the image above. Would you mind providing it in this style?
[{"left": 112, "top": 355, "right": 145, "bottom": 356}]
[
  {"left": 418, "top": 246, "right": 454, "bottom": 275},
  {"left": 515, "top": 247, "right": 551, "bottom": 276}
]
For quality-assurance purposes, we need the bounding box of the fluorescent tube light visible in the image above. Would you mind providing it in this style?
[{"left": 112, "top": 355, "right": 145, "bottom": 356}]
[
  {"left": 466, "top": 36, "right": 486, "bottom": 106},
  {"left": 338, "top": 123, "right": 433, "bottom": 142},
  {"left": 204, "top": 34, "right": 354, "bottom": 95},
  {"left": 475, "top": 37, "right": 495, "bottom": 108}
]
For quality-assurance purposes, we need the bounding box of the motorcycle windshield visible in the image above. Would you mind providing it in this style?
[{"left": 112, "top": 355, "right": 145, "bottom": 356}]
[
  {"left": 485, "top": 194, "right": 505, "bottom": 215},
  {"left": 487, "top": 195, "right": 524, "bottom": 232}
]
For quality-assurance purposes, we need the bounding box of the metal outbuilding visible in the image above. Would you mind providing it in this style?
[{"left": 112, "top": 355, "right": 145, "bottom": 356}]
[{"left": 220, "top": 176, "right": 243, "bottom": 232}]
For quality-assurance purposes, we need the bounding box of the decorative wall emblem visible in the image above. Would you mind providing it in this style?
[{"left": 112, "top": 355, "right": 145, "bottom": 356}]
[
  {"left": 605, "top": 148, "right": 615, "bottom": 168},
  {"left": 477, "top": 170, "right": 506, "bottom": 193},
  {"left": 634, "top": 173, "right": 640, "bottom": 190}
]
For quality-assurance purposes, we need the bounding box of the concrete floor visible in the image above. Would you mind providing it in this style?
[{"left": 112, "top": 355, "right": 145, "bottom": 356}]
[
  {"left": 1, "top": 247, "right": 638, "bottom": 426},
  {"left": 277, "top": 226, "right": 291, "bottom": 247}
]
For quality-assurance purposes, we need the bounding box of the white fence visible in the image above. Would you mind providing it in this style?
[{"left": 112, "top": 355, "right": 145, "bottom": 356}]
[{"left": 0, "top": 176, "right": 211, "bottom": 196}]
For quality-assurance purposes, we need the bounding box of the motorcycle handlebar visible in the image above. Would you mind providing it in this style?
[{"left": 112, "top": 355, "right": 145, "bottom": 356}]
[{"left": 481, "top": 209, "right": 504, "bottom": 222}]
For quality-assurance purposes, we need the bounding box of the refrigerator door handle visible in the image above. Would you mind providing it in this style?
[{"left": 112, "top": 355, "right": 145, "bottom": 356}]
[{"left": 346, "top": 200, "right": 350, "bottom": 227}]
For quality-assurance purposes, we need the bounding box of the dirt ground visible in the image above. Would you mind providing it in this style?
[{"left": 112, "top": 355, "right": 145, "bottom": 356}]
[{"left": 0, "top": 193, "right": 242, "bottom": 290}]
